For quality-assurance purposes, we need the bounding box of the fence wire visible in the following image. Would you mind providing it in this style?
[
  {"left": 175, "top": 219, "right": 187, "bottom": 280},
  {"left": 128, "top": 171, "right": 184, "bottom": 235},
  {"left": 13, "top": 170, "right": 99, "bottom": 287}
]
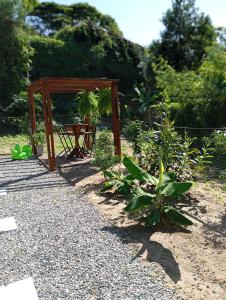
[
  {"left": 145, "top": 122, "right": 226, "bottom": 174},
  {"left": 1, "top": 116, "right": 226, "bottom": 175}
]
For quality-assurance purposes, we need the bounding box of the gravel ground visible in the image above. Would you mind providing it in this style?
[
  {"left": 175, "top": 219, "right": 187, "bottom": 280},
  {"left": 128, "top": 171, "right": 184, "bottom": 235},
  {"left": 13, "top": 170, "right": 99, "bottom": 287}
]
[{"left": 0, "top": 156, "right": 176, "bottom": 300}]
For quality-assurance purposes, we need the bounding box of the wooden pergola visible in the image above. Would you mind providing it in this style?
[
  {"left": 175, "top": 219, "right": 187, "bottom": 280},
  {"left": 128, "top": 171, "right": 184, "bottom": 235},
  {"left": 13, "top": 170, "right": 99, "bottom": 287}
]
[{"left": 27, "top": 77, "right": 121, "bottom": 171}]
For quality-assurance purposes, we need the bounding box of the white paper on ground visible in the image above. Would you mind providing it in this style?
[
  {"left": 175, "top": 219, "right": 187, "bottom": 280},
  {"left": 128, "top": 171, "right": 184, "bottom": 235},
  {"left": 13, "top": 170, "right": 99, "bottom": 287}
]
[
  {"left": 0, "top": 277, "right": 39, "bottom": 300},
  {"left": 0, "top": 217, "right": 17, "bottom": 232},
  {"left": 0, "top": 189, "right": 7, "bottom": 196}
]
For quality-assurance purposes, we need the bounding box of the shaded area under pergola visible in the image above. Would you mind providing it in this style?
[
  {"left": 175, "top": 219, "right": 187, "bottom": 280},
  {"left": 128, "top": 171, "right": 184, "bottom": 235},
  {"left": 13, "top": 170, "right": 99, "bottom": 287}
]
[{"left": 27, "top": 77, "right": 121, "bottom": 171}]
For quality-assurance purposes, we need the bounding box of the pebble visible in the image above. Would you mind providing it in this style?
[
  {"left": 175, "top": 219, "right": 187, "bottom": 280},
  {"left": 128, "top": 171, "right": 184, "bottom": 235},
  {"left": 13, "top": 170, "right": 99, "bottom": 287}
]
[{"left": 0, "top": 156, "right": 176, "bottom": 299}]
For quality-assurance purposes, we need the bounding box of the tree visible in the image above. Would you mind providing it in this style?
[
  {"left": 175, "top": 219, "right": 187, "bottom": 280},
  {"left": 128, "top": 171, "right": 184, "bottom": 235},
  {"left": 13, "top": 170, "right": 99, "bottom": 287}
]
[
  {"left": 0, "top": 0, "right": 33, "bottom": 114},
  {"left": 150, "top": 0, "right": 216, "bottom": 71},
  {"left": 30, "top": 23, "right": 143, "bottom": 116},
  {"left": 153, "top": 45, "right": 226, "bottom": 127},
  {"left": 27, "top": 2, "right": 122, "bottom": 36}
]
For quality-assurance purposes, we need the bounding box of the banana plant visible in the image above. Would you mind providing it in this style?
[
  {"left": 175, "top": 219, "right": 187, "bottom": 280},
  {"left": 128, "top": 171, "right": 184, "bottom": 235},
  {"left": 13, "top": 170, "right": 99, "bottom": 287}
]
[
  {"left": 123, "top": 156, "right": 193, "bottom": 227},
  {"left": 101, "top": 170, "right": 135, "bottom": 198}
]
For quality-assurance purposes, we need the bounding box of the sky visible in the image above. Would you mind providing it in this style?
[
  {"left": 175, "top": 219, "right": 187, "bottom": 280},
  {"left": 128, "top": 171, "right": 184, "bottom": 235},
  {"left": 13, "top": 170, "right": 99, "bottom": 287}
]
[{"left": 42, "top": 0, "right": 226, "bottom": 46}]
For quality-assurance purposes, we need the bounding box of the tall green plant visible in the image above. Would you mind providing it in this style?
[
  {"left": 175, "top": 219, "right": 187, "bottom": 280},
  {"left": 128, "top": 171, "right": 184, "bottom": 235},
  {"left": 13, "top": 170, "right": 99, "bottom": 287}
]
[
  {"left": 77, "top": 90, "right": 98, "bottom": 117},
  {"left": 91, "top": 130, "right": 120, "bottom": 172},
  {"left": 97, "top": 88, "right": 112, "bottom": 116},
  {"left": 123, "top": 157, "right": 193, "bottom": 226}
]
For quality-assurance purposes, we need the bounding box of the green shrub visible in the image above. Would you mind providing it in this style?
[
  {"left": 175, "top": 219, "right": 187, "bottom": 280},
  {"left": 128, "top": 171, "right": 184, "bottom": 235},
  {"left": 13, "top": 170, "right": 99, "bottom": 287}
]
[
  {"left": 135, "top": 118, "right": 213, "bottom": 179},
  {"left": 91, "top": 129, "right": 120, "bottom": 172},
  {"left": 122, "top": 120, "right": 143, "bottom": 154},
  {"left": 212, "top": 130, "right": 226, "bottom": 156}
]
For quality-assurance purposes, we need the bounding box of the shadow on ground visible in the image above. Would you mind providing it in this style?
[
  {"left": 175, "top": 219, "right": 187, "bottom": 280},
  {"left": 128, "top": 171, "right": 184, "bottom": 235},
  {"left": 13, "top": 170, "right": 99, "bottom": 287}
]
[
  {"left": 101, "top": 224, "right": 191, "bottom": 283},
  {"left": 59, "top": 164, "right": 98, "bottom": 186}
]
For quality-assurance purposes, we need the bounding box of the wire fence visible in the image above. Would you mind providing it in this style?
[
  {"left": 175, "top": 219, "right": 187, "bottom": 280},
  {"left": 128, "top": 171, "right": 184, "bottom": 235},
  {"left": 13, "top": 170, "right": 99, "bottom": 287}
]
[
  {"left": 145, "top": 122, "right": 226, "bottom": 175},
  {"left": 1, "top": 116, "right": 226, "bottom": 176}
]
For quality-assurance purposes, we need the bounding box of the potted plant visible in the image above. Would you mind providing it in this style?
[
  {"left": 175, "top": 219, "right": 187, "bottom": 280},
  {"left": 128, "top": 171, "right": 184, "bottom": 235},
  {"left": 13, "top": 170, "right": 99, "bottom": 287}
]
[{"left": 30, "top": 131, "right": 46, "bottom": 156}]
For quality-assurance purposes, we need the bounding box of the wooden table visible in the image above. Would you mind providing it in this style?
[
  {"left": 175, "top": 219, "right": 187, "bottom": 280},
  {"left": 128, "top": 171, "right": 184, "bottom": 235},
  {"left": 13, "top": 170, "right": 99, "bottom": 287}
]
[{"left": 64, "top": 124, "right": 93, "bottom": 159}]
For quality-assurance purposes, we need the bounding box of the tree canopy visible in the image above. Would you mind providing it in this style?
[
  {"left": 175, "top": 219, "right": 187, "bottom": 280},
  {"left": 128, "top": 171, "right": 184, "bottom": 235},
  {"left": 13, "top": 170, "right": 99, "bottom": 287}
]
[
  {"left": 0, "top": 0, "right": 32, "bottom": 114},
  {"left": 150, "top": 0, "right": 216, "bottom": 71},
  {"left": 28, "top": 2, "right": 122, "bottom": 36}
]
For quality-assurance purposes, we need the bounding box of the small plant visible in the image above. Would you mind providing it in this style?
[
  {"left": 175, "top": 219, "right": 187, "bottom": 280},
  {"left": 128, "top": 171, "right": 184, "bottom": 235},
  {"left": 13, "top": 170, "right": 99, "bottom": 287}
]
[
  {"left": 91, "top": 130, "right": 120, "bottom": 172},
  {"left": 102, "top": 156, "right": 193, "bottom": 228},
  {"left": 77, "top": 90, "right": 99, "bottom": 121},
  {"left": 191, "top": 137, "right": 214, "bottom": 172},
  {"left": 97, "top": 88, "right": 112, "bottom": 116},
  {"left": 122, "top": 120, "right": 143, "bottom": 154},
  {"left": 30, "top": 131, "right": 45, "bottom": 146},
  {"left": 123, "top": 156, "right": 193, "bottom": 227},
  {"left": 212, "top": 130, "right": 226, "bottom": 156},
  {"left": 101, "top": 170, "right": 134, "bottom": 197},
  {"left": 130, "top": 118, "right": 213, "bottom": 180}
]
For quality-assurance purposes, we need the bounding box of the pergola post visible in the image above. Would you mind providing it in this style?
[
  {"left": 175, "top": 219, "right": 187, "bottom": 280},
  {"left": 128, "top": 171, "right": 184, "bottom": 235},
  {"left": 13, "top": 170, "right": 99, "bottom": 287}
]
[
  {"left": 111, "top": 82, "right": 121, "bottom": 156},
  {"left": 42, "top": 86, "right": 56, "bottom": 171},
  {"left": 28, "top": 88, "right": 37, "bottom": 154}
]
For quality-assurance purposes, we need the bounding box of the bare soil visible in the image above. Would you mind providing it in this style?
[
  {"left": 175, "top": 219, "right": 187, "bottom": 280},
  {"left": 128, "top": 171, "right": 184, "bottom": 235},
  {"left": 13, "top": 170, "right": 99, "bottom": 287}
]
[{"left": 60, "top": 164, "right": 226, "bottom": 300}]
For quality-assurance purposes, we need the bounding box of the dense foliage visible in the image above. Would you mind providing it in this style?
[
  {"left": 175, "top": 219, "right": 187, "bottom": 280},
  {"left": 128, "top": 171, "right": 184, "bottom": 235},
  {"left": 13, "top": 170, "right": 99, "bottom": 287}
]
[
  {"left": 150, "top": 0, "right": 216, "bottom": 71},
  {"left": 154, "top": 46, "right": 226, "bottom": 127},
  {"left": 1, "top": 0, "right": 226, "bottom": 131},
  {"left": 123, "top": 118, "right": 213, "bottom": 179},
  {"left": 28, "top": 2, "right": 122, "bottom": 36},
  {"left": 0, "top": 0, "right": 33, "bottom": 115}
]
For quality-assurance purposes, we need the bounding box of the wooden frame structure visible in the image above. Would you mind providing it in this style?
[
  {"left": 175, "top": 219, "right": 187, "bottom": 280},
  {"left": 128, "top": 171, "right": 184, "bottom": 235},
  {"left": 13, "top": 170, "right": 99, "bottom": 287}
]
[{"left": 27, "top": 77, "right": 121, "bottom": 171}]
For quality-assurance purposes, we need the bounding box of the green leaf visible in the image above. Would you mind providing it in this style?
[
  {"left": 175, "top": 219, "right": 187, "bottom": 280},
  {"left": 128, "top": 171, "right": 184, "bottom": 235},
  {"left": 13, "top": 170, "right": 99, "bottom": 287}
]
[
  {"left": 145, "top": 210, "right": 161, "bottom": 227},
  {"left": 162, "top": 173, "right": 176, "bottom": 184},
  {"left": 164, "top": 206, "right": 193, "bottom": 226},
  {"left": 123, "top": 174, "right": 135, "bottom": 181},
  {"left": 158, "top": 159, "right": 165, "bottom": 187},
  {"left": 160, "top": 182, "right": 192, "bottom": 197},
  {"left": 132, "top": 186, "right": 146, "bottom": 197},
  {"left": 123, "top": 156, "right": 158, "bottom": 185},
  {"left": 117, "top": 182, "right": 132, "bottom": 198},
  {"left": 125, "top": 192, "right": 155, "bottom": 212},
  {"left": 103, "top": 170, "right": 118, "bottom": 179},
  {"left": 101, "top": 181, "right": 114, "bottom": 192}
]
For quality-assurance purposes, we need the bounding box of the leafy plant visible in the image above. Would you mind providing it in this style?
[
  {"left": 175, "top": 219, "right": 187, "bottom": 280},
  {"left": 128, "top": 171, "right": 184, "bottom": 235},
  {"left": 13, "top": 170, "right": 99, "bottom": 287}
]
[
  {"left": 102, "top": 156, "right": 193, "bottom": 227},
  {"left": 91, "top": 129, "right": 120, "bottom": 172},
  {"left": 122, "top": 120, "right": 143, "bottom": 154},
  {"left": 212, "top": 130, "right": 226, "bottom": 156},
  {"left": 101, "top": 170, "right": 134, "bottom": 198},
  {"left": 134, "top": 118, "right": 213, "bottom": 179},
  {"left": 123, "top": 156, "right": 193, "bottom": 227},
  {"left": 29, "top": 131, "right": 45, "bottom": 145},
  {"left": 97, "top": 88, "right": 112, "bottom": 116},
  {"left": 77, "top": 90, "right": 99, "bottom": 121},
  {"left": 191, "top": 137, "right": 214, "bottom": 172}
]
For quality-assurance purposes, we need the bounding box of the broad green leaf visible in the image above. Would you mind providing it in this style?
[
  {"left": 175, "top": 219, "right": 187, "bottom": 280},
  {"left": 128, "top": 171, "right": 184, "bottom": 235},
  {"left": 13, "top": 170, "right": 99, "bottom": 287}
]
[
  {"left": 118, "top": 182, "right": 132, "bottom": 198},
  {"left": 125, "top": 193, "right": 155, "bottom": 212},
  {"left": 160, "top": 182, "right": 192, "bottom": 197},
  {"left": 123, "top": 174, "right": 135, "bottom": 181},
  {"left": 123, "top": 156, "right": 158, "bottom": 185},
  {"left": 101, "top": 181, "right": 115, "bottom": 192},
  {"left": 145, "top": 210, "right": 161, "bottom": 227},
  {"left": 132, "top": 186, "right": 146, "bottom": 197},
  {"left": 162, "top": 173, "right": 176, "bottom": 184},
  {"left": 103, "top": 170, "right": 118, "bottom": 179},
  {"left": 158, "top": 159, "right": 165, "bottom": 187},
  {"left": 164, "top": 206, "right": 193, "bottom": 226}
]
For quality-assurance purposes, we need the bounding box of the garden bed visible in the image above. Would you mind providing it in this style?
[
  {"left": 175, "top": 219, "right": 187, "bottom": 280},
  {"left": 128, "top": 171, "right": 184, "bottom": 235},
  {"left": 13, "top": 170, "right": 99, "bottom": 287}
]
[{"left": 60, "top": 164, "right": 226, "bottom": 300}]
